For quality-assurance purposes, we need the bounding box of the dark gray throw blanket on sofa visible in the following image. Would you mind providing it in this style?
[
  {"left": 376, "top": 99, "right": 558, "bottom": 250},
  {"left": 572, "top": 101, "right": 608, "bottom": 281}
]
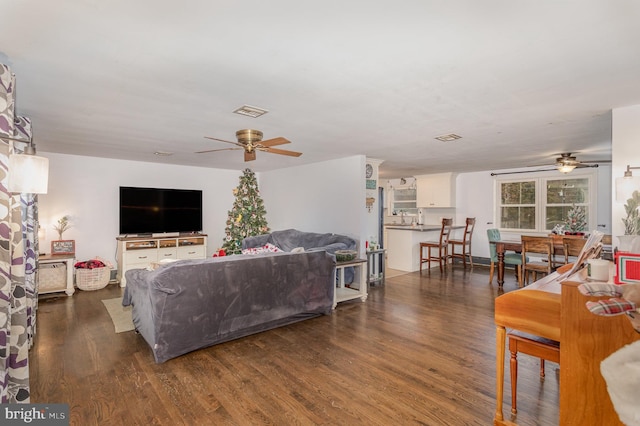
[
  {"left": 242, "top": 228, "right": 357, "bottom": 254},
  {"left": 123, "top": 249, "right": 336, "bottom": 363},
  {"left": 243, "top": 228, "right": 357, "bottom": 283}
]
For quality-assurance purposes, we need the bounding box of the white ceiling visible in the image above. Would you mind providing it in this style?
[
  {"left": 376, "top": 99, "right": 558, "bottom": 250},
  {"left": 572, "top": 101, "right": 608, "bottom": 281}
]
[{"left": 2, "top": 1, "right": 639, "bottom": 178}]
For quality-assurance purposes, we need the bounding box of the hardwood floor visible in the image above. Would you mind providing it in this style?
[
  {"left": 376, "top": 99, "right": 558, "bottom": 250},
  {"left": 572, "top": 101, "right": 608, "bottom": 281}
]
[{"left": 30, "top": 266, "right": 559, "bottom": 425}]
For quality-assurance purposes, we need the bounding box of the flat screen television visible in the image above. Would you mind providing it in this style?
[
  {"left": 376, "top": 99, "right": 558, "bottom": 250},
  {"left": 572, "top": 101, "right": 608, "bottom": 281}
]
[{"left": 119, "top": 186, "right": 203, "bottom": 235}]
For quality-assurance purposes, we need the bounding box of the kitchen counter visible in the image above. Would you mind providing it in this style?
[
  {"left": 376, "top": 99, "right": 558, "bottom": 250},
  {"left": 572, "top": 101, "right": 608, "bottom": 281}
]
[
  {"left": 385, "top": 224, "right": 442, "bottom": 231},
  {"left": 386, "top": 224, "right": 464, "bottom": 272}
]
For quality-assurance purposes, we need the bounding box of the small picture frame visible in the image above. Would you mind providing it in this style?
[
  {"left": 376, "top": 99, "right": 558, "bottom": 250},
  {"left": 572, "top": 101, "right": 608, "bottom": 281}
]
[
  {"left": 51, "top": 240, "right": 75, "bottom": 255},
  {"left": 366, "top": 179, "right": 377, "bottom": 190}
]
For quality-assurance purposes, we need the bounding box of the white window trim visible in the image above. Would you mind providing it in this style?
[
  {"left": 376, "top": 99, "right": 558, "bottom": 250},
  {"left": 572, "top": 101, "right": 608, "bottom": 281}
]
[{"left": 494, "top": 169, "right": 598, "bottom": 233}]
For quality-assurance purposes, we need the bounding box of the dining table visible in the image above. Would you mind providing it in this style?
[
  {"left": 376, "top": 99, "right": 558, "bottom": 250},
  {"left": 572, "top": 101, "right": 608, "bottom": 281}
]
[
  {"left": 493, "top": 240, "right": 524, "bottom": 287},
  {"left": 493, "top": 236, "right": 575, "bottom": 287}
]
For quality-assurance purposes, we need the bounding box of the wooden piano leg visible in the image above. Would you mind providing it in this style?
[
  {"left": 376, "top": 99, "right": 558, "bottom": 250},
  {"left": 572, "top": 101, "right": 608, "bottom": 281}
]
[{"left": 495, "top": 325, "right": 506, "bottom": 423}]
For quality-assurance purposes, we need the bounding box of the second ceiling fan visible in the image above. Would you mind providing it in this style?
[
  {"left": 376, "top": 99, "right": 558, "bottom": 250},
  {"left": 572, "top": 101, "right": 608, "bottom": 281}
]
[
  {"left": 530, "top": 152, "right": 611, "bottom": 173},
  {"left": 197, "top": 129, "right": 302, "bottom": 162}
]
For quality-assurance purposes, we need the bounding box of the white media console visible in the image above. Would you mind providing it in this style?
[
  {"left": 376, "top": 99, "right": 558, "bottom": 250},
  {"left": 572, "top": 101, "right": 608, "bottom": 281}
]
[{"left": 116, "top": 234, "right": 208, "bottom": 286}]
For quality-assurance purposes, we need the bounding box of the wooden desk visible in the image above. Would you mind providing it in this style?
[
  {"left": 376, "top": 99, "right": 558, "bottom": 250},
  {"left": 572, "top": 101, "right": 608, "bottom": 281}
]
[{"left": 494, "top": 272, "right": 640, "bottom": 425}]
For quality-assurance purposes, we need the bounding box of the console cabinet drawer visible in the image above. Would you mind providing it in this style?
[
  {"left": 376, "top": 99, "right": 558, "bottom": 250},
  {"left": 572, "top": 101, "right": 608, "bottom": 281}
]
[
  {"left": 178, "top": 245, "right": 205, "bottom": 259},
  {"left": 158, "top": 247, "right": 178, "bottom": 260},
  {"left": 124, "top": 249, "right": 157, "bottom": 264}
]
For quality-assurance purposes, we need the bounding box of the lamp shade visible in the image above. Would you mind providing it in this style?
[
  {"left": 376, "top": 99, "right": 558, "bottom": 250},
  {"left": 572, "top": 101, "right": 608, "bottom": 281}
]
[
  {"left": 8, "top": 153, "right": 49, "bottom": 194},
  {"left": 616, "top": 175, "right": 640, "bottom": 202}
]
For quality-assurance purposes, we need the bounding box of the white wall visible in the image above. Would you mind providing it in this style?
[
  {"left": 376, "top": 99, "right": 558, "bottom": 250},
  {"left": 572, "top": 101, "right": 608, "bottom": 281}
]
[
  {"left": 612, "top": 104, "right": 640, "bottom": 240},
  {"left": 40, "top": 146, "right": 619, "bottom": 267},
  {"left": 456, "top": 166, "right": 612, "bottom": 259},
  {"left": 382, "top": 165, "right": 613, "bottom": 260},
  {"left": 39, "top": 152, "right": 242, "bottom": 264},
  {"left": 365, "top": 158, "right": 384, "bottom": 246},
  {"left": 40, "top": 153, "right": 370, "bottom": 264},
  {"left": 39, "top": 153, "right": 368, "bottom": 265},
  {"left": 260, "top": 155, "right": 367, "bottom": 251}
]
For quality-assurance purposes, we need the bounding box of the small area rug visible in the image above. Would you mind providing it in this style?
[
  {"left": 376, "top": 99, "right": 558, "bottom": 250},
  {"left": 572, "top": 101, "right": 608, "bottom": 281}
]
[{"left": 101, "top": 298, "right": 135, "bottom": 333}]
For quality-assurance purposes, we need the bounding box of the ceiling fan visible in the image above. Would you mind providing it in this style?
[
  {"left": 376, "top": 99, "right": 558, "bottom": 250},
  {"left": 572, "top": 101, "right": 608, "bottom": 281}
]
[
  {"left": 531, "top": 152, "right": 611, "bottom": 174},
  {"left": 197, "top": 129, "right": 302, "bottom": 162}
]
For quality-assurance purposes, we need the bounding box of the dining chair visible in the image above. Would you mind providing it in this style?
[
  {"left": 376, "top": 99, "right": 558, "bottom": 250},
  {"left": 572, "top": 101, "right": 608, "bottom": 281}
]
[
  {"left": 420, "top": 218, "right": 453, "bottom": 273},
  {"left": 487, "top": 229, "right": 525, "bottom": 287},
  {"left": 521, "top": 235, "right": 554, "bottom": 285},
  {"left": 562, "top": 237, "right": 587, "bottom": 265},
  {"left": 449, "top": 217, "right": 476, "bottom": 269},
  {"left": 549, "top": 235, "right": 566, "bottom": 270}
]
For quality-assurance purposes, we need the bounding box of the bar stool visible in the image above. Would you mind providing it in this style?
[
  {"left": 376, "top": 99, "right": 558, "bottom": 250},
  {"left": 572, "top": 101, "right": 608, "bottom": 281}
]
[
  {"left": 419, "top": 218, "right": 453, "bottom": 273},
  {"left": 508, "top": 330, "right": 560, "bottom": 414},
  {"left": 449, "top": 217, "right": 475, "bottom": 269}
]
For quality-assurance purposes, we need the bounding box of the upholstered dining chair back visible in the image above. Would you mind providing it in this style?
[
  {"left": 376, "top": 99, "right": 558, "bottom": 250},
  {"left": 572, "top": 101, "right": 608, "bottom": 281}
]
[{"left": 487, "top": 229, "right": 525, "bottom": 286}]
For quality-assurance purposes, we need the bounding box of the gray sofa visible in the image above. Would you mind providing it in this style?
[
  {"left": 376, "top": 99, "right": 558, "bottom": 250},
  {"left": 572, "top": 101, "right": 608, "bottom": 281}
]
[{"left": 123, "top": 229, "right": 356, "bottom": 363}]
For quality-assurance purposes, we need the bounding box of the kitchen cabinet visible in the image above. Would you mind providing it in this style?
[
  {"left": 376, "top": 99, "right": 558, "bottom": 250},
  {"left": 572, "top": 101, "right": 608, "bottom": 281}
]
[
  {"left": 415, "top": 172, "right": 456, "bottom": 208},
  {"left": 388, "top": 186, "right": 417, "bottom": 214}
]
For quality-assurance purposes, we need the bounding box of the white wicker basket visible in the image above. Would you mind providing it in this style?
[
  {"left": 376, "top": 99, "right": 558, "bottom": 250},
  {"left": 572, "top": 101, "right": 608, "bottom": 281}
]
[
  {"left": 39, "top": 262, "right": 67, "bottom": 291},
  {"left": 75, "top": 267, "right": 110, "bottom": 291}
]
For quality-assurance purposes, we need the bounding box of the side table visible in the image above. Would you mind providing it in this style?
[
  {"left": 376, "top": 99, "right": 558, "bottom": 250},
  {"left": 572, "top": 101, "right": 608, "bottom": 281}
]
[
  {"left": 366, "top": 248, "right": 386, "bottom": 286},
  {"left": 39, "top": 254, "right": 76, "bottom": 296},
  {"left": 334, "top": 258, "right": 368, "bottom": 308}
]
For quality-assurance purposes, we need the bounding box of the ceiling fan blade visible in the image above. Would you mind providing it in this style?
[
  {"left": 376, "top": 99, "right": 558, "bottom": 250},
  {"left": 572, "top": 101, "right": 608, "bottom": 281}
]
[
  {"left": 580, "top": 159, "right": 611, "bottom": 164},
  {"left": 204, "top": 136, "right": 244, "bottom": 147},
  {"left": 258, "top": 137, "right": 290, "bottom": 147},
  {"left": 195, "top": 147, "right": 243, "bottom": 154},
  {"left": 526, "top": 163, "right": 554, "bottom": 167},
  {"left": 262, "top": 147, "right": 303, "bottom": 157},
  {"left": 244, "top": 150, "right": 257, "bottom": 162}
]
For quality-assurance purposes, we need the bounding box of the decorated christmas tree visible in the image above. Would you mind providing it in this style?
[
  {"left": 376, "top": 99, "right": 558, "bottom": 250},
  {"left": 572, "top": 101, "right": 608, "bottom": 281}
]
[
  {"left": 564, "top": 204, "right": 587, "bottom": 232},
  {"left": 221, "top": 169, "right": 270, "bottom": 254}
]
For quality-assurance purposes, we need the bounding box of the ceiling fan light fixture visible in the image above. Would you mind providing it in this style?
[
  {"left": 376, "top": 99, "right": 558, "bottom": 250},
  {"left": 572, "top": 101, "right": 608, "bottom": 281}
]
[
  {"left": 233, "top": 105, "right": 269, "bottom": 118},
  {"left": 557, "top": 163, "right": 577, "bottom": 174},
  {"left": 236, "top": 129, "right": 263, "bottom": 143}
]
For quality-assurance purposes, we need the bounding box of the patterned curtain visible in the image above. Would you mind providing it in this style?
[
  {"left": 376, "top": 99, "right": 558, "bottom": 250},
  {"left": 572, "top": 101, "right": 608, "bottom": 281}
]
[{"left": 0, "top": 64, "right": 39, "bottom": 403}]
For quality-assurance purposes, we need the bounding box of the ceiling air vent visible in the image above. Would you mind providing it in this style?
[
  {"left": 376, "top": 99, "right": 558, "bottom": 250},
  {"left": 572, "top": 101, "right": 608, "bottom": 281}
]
[
  {"left": 233, "top": 105, "right": 269, "bottom": 118},
  {"left": 435, "top": 134, "right": 462, "bottom": 142}
]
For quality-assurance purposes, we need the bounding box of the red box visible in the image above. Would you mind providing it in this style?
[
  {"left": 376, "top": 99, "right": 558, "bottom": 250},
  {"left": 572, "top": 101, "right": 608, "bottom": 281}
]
[{"left": 614, "top": 251, "right": 640, "bottom": 284}]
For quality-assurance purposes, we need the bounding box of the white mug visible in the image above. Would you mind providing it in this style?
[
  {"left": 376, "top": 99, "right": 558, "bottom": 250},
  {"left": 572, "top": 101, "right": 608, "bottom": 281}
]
[{"left": 587, "top": 259, "right": 610, "bottom": 281}]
